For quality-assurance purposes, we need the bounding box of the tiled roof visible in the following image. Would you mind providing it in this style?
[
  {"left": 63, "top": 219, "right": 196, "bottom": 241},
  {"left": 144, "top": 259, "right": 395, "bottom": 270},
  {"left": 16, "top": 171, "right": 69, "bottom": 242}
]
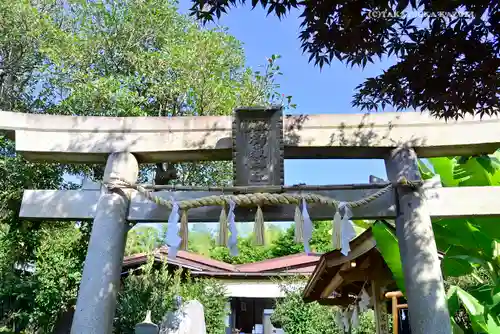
[
  {"left": 122, "top": 247, "right": 321, "bottom": 276},
  {"left": 123, "top": 247, "right": 237, "bottom": 272},
  {"left": 156, "top": 246, "right": 238, "bottom": 272},
  {"left": 235, "top": 253, "right": 320, "bottom": 273}
]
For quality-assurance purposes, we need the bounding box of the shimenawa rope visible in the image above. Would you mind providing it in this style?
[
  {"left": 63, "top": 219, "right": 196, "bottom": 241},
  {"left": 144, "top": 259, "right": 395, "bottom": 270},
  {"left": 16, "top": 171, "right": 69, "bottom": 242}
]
[
  {"left": 105, "top": 178, "right": 398, "bottom": 211},
  {"left": 104, "top": 177, "right": 417, "bottom": 255}
]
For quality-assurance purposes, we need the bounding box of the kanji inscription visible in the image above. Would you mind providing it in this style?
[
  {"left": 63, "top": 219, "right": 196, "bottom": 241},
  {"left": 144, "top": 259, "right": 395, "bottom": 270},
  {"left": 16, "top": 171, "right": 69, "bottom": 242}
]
[{"left": 232, "top": 107, "right": 283, "bottom": 187}]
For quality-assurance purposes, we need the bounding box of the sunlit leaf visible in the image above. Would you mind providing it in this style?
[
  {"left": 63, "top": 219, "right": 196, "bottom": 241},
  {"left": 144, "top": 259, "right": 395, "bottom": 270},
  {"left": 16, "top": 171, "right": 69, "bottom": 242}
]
[
  {"left": 433, "top": 219, "right": 494, "bottom": 259},
  {"left": 427, "top": 157, "right": 461, "bottom": 186},
  {"left": 351, "top": 220, "right": 371, "bottom": 229},
  {"left": 455, "top": 287, "right": 488, "bottom": 332},
  {"left": 418, "top": 159, "right": 435, "bottom": 180},
  {"left": 451, "top": 317, "right": 465, "bottom": 334},
  {"left": 486, "top": 315, "right": 500, "bottom": 333},
  {"left": 372, "top": 221, "right": 405, "bottom": 294},
  {"left": 447, "top": 285, "right": 460, "bottom": 315},
  {"left": 456, "top": 155, "right": 500, "bottom": 187},
  {"left": 442, "top": 254, "right": 475, "bottom": 277}
]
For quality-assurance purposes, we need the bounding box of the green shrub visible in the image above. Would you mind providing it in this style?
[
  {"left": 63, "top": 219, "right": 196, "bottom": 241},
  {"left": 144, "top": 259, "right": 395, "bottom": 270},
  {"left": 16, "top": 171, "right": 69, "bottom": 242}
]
[{"left": 115, "top": 256, "right": 228, "bottom": 334}]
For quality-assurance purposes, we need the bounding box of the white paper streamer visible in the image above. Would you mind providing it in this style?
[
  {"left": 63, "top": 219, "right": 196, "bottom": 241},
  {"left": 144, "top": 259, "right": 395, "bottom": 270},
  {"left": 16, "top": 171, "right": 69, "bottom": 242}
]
[
  {"left": 166, "top": 198, "right": 181, "bottom": 259},
  {"left": 302, "top": 198, "right": 313, "bottom": 254},
  {"left": 342, "top": 309, "right": 350, "bottom": 332},
  {"left": 227, "top": 200, "right": 239, "bottom": 256},
  {"left": 334, "top": 310, "right": 343, "bottom": 329},
  {"left": 351, "top": 305, "right": 359, "bottom": 329},
  {"left": 332, "top": 210, "right": 342, "bottom": 250},
  {"left": 338, "top": 202, "right": 357, "bottom": 256},
  {"left": 359, "top": 288, "right": 371, "bottom": 312}
]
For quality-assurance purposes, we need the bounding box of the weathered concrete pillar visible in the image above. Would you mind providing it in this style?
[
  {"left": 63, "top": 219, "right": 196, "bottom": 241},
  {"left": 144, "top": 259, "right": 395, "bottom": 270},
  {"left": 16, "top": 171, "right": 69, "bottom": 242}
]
[
  {"left": 71, "top": 152, "right": 138, "bottom": 334},
  {"left": 384, "top": 147, "right": 451, "bottom": 334}
]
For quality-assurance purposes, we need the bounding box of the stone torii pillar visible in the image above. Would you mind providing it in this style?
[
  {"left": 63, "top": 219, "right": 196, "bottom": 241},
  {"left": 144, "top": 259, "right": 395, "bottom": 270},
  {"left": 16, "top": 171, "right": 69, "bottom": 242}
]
[
  {"left": 385, "top": 147, "right": 451, "bottom": 334},
  {"left": 71, "top": 152, "right": 139, "bottom": 334}
]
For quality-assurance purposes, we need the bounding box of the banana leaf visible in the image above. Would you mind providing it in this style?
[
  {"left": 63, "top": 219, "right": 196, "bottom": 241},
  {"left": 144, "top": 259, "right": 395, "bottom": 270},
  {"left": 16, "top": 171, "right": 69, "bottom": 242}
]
[
  {"left": 454, "top": 155, "right": 500, "bottom": 187},
  {"left": 425, "top": 153, "right": 500, "bottom": 188},
  {"left": 448, "top": 285, "right": 489, "bottom": 333},
  {"left": 418, "top": 159, "right": 436, "bottom": 180},
  {"left": 468, "top": 218, "right": 500, "bottom": 241},
  {"left": 427, "top": 157, "right": 462, "bottom": 186},
  {"left": 442, "top": 253, "right": 476, "bottom": 277},
  {"left": 372, "top": 221, "right": 405, "bottom": 294},
  {"left": 433, "top": 218, "right": 494, "bottom": 259},
  {"left": 448, "top": 285, "right": 500, "bottom": 333},
  {"left": 487, "top": 316, "right": 500, "bottom": 333},
  {"left": 451, "top": 318, "right": 465, "bottom": 334}
]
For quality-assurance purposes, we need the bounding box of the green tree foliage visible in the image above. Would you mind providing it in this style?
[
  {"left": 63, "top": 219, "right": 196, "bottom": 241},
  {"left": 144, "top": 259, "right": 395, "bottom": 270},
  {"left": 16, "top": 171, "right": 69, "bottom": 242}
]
[
  {"left": 0, "top": 136, "right": 79, "bottom": 331},
  {"left": 422, "top": 153, "right": 500, "bottom": 333},
  {"left": 115, "top": 256, "right": 228, "bottom": 334},
  {"left": 208, "top": 224, "right": 283, "bottom": 264},
  {"left": 270, "top": 221, "right": 334, "bottom": 257},
  {"left": 200, "top": 221, "right": 344, "bottom": 263},
  {"left": 189, "top": 0, "right": 499, "bottom": 120},
  {"left": 0, "top": 0, "right": 62, "bottom": 112},
  {"left": 125, "top": 226, "right": 164, "bottom": 256},
  {"left": 46, "top": 0, "right": 291, "bottom": 187},
  {"left": 210, "top": 236, "right": 272, "bottom": 264},
  {"left": 30, "top": 223, "right": 91, "bottom": 331},
  {"left": 46, "top": 1, "right": 285, "bottom": 118},
  {"left": 0, "top": 220, "right": 90, "bottom": 332},
  {"left": 188, "top": 223, "right": 218, "bottom": 256}
]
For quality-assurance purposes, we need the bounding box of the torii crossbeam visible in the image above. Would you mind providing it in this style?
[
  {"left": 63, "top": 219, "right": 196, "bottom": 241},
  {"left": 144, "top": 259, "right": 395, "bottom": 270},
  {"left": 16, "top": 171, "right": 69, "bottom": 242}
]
[{"left": 2, "top": 107, "right": 500, "bottom": 334}]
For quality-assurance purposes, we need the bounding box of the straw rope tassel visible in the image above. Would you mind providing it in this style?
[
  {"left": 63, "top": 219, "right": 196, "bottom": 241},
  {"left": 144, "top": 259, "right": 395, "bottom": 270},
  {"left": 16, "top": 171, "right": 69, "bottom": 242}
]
[
  {"left": 254, "top": 205, "right": 265, "bottom": 246},
  {"left": 218, "top": 205, "right": 228, "bottom": 246},
  {"left": 294, "top": 205, "right": 304, "bottom": 243},
  {"left": 179, "top": 210, "right": 189, "bottom": 251},
  {"left": 332, "top": 208, "right": 342, "bottom": 251}
]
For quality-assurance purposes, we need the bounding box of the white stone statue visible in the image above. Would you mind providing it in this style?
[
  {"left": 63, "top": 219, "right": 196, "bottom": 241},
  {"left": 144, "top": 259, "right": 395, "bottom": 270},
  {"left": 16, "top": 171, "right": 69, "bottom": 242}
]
[{"left": 159, "top": 297, "right": 206, "bottom": 334}]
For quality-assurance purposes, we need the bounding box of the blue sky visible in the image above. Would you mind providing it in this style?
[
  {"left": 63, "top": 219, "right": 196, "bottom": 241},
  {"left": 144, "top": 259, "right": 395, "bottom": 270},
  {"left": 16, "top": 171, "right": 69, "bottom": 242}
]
[{"left": 177, "top": 1, "right": 392, "bottom": 185}]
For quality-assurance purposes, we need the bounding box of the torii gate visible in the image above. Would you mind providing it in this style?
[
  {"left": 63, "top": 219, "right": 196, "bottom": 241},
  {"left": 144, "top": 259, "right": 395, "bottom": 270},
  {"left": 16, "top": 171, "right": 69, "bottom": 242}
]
[{"left": 2, "top": 107, "right": 500, "bottom": 334}]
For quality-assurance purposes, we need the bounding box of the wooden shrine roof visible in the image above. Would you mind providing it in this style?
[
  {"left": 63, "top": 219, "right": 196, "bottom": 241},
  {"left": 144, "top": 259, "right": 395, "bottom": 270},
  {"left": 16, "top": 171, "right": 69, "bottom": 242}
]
[{"left": 302, "top": 224, "right": 396, "bottom": 306}]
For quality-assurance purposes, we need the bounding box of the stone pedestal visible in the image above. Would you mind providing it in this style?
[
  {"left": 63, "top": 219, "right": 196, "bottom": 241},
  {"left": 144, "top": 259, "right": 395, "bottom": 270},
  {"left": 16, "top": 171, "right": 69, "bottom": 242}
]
[
  {"left": 71, "top": 152, "right": 139, "bottom": 334},
  {"left": 384, "top": 147, "right": 451, "bottom": 334},
  {"left": 136, "top": 311, "right": 159, "bottom": 334}
]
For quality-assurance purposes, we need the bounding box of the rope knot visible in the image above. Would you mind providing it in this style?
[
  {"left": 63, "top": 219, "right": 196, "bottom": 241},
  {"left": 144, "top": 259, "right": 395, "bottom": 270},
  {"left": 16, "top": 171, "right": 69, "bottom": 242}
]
[
  {"left": 397, "top": 176, "right": 408, "bottom": 186},
  {"left": 397, "top": 176, "right": 419, "bottom": 190},
  {"left": 104, "top": 177, "right": 133, "bottom": 191}
]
